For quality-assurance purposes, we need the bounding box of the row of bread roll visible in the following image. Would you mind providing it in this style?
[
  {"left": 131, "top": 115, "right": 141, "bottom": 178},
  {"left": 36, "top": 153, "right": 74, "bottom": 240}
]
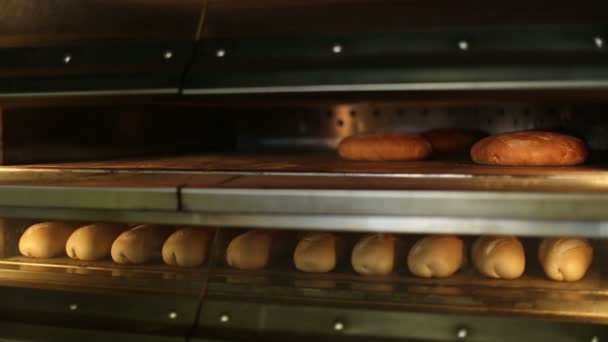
[
  {"left": 226, "top": 231, "right": 593, "bottom": 282},
  {"left": 18, "top": 222, "right": 212, "bottom": 267},
  {"left": 339, "top": 130, "right": 588, "bottom": 166}
]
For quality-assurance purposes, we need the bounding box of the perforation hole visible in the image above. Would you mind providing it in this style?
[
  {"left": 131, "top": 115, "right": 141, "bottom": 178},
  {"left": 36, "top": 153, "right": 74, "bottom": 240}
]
[{"left": 337, "top": 119, "right": 344, "bottom": 127}]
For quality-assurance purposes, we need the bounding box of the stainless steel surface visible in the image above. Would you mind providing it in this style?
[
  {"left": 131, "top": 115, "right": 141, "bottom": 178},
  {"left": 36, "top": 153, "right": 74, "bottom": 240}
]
[
  {"left": 198, "top": 298, "right": 608, "bottom": 342},
  {"left": 185, "top": 80, "right": 608, "bottom": 95},
  {"left": 0, "top": 0, "right": 203, "bottom": 47},
  {"left": 181, "top": 188, "right": 608, "bottom": 221}
]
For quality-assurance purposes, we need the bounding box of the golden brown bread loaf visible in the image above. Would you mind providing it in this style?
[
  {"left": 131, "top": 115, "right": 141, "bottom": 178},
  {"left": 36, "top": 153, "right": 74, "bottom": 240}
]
[
  {"left": 66, "top": 223, "right": 127, "bottom": 261},
  {"left": 162, "top": 227, "right": 212, "bottom": 267},
  {"left": 19, "top": 222, "right": 78, "bottom": 258},
  {"left": 539, "top": 238, "right": 593, "bottom": 282},
  {"left": 470, "top": 131, "right": 587, "bottom": 166},
  {"left": 423, "top": 128, "right": 485, "bottom": 153},
  {"left": 472, "top": 236, "right": 525, "bottom": 279},
  {"left": 408, "top": 235, "right": 465, "bottom": 278},
  {"left": 226, "top": 230, "right": 272, "bottom": 270},
  {"left": 111, "top": 224, "right": 174, "bottom": 264},
  {"left": 338, "top": 133, "right": 432, "bottom": 161},
  {"left": 294, "top": 232, "right": 337, "bottom": 273},
  {"left": 351, "top": 234, "right": 396, "bottom": 275}
]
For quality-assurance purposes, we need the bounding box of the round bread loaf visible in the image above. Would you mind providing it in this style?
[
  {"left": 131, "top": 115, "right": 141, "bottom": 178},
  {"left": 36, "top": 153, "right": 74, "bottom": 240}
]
[
  {"left": 539, "top": 238, "right": 593, "bottom": 282},
  {"left": 66, "top": 223, "right": 127, "bottom": 261},
  {"left": 338, "top": 133, "right": 432, "bottom": 161},
  {"left": 162, "top": 227, "right": 211, "bottom": 267},
  {"left": 19, "top": 222, "right": 78, "bottom": 258},
  {"left": 472, "top": 236, "right": 525, "bottom": 279},
  {"left": 351, "top": 234, "right": 396, "bottom": 275},
  {"left": 226, "top": 230, "right": 272, "bottom": 270},
  {"left": 294, "top": 233, "right": 337, "bottom": 273},
  {"left": 423, "top": 128, "right": 485, "bottom": 153},
  {"left": 408, "top": 235, "right": 464, "bottom": 278},
  {"left": 111, "top": 225, "right": 174, "bottom": 264},
  {"left": 470, "top": 131, "right": 587, "bottom": 166}
]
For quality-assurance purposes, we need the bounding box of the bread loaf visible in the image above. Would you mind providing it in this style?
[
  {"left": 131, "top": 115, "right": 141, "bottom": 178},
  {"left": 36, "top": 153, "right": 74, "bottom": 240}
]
[
  {"left": 162, "top": 227, "right": 212, "bottom": 267},
  {"left": 423, "top": 128, "right": 485, "bottom": 153},
  {"left": 472, "top": 236, "right": 525, "bottom": 279},
  {"left": 408, "top": 235, "right": 464, "bottom": 278},
  {"left": 351, "top": 234, "right": 396, "bottom": 275},
  {"left": 338, "top": 133, "right": 432, "bottom": 161},
  {"left": 294, "top": 233, "right": 337, "bottom": 273},
  {"left": 66, "top": 223, "right": 127, "bottom": 261},
  {"left": 539, "top": 238, "right": 593, "bottom": 282},
  {"left": 226, "top": 230, "right": 272, "bottom": 270},
  {"left": 19, "top": 222, "right": 78, "bottom": 258},
  {"left": 471, "top": 131, "right": 587, "bottom": 166},
  {"left": 111, "top": 225, "right": 174, "bottom": 264}
]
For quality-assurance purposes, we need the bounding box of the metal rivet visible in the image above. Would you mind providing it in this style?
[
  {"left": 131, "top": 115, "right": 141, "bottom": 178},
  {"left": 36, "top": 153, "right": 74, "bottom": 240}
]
[
  {"left": 168, "top": 311, "right": 178, "bottom": 319},
  {"left": 456, "top": 327, "right": 468, "bottom": 340},
  {"left": 591, "top": 336, "right": 599, "bottom": 342},
  {"left": 216, "top": 49, "right": 226, "bottom": 58},
  {"left": 219, "top": 314, "right": 230, "bottom": 323},
  {"left": 458, "top": 41, "right": 469, "bottom": 51},
  {"left": 163, "top": 50, "right": 174, "bottom": 60},
  {"left": 333, "top": 321, "right": 345, "bottom": 332},
  {"left": 595, "top": 37, "right": 604, "bottom": 49},
  {"left": 69, "top": 304, "right": 78, "bottom": 311},
  {"left": 332, "top": 44, "right": 343, "bottom": 54},
  {"left": 63, "top": 54, "right": 72, "bottom": 64}
]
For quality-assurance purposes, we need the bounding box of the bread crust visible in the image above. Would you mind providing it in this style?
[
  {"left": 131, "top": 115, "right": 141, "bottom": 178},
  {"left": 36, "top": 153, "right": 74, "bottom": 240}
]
[
  {"left": 110, "top": 225, "right": 174, "bottom": 264},
  {"left": 408, "top": 235, "right": 464, "bottom": 278},
  {"left": 472, "top": 236, "right": 525, "bottom": 279},
  {"left": 162, "top": 228, "right": 211, "bottom": 267},
  {"left": 19, "top": 222, "right": 78, "bottom": 258},
  {"left": 338, "top": 133, "right": 432, "bottom": 161},
  {"left": 226, "top": 230, "right": 272, "bottom": 270},
  {"left": 66, "top": 223, "right": 127, "bottom": 261},
  {"left": 539, "top": 238, "right": 593, "bottom": 282},
  {"left": 351, "top": 234, "right": 396, "bottom": 275},
  {"left": 423, "top": 129, "right": 484, "bottom": 153},
  {"left": 471, "top": 131, "right": 587, "bottom": 166},
  {"left": 294, "top": 233, "right": 337, "bottom": 273}
]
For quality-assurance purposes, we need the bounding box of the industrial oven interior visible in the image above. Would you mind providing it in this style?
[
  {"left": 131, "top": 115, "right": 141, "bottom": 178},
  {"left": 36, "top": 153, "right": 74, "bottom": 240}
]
[{"left": 2, "top": 0, "right": 608, "bottom": 341}]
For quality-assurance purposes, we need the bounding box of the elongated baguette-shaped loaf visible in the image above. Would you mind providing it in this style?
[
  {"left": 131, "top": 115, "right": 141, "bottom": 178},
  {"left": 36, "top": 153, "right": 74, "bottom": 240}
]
[
  {"left": 338, "top": 133, "right": 432, "bottom": 161},
  {"left": 111, "top": 225, "right": 174, "bottom": 264},
  {"left": 408, "top": 235, "right": 465, "bottom": 278},
  {"left": 162, "top": 228, "right": 212, "bottom": 267},
  {"left": 19, "top": 222, "right": 78, "bottom": 258},
  {"left": 226, "top": 230, "right": 272, "bottom": 270},
  {"left": 66, "top": 223, "right": 127, "bottom": 261},
  {"left": 351, "top": 234, "right": 396, "bottom": 275},
  {"left": 472, "top": 236, "right": 525, "bottom": 279},
  {"left": 294, "top": 233, "right": 337, "bottom": 273},
  {"left": 539, "top": 238, "right": 593, "bottom": 282}
]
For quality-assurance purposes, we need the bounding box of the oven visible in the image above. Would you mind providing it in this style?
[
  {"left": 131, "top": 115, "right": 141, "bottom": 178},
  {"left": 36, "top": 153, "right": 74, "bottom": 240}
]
[{"left": 1, "top": 1, "right": 608, "bottom": 341}]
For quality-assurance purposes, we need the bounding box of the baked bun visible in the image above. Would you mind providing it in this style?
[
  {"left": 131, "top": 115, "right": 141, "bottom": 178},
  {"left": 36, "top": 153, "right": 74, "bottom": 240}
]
[
  {"left": 471, "top": 131, "right": 587, "bottom": 166},
  {"left": 351, "top": 234, "right": 396, "bottom": 275},
  {"left": 539, "top": 238, "right": 593, "bottom": 282},
  {"left": 111, "top": 225, "right": 174, "bottom": 264},
  {"left": 423, "top": 129, "right": 485, "bottom": 153},
  {"left": 66, "top": 223, "right": 127, "bottom": 261},
  {"left": 338, "top": 133, "right": 432, "bottom": 161},
  {"left": 408, "top": 235, "right": 464, "bottom": 278},
  {"left": 226, "top": 230, "right": 272, "bottom": 270},
  {"left": 19, "top": 222, "right": 78, "bottom": 258},
  {"left": 472, "top": 236, "right": 525, "bottom": 279},
  {"left": 162, "top": 228, "right": 212, "bottom": 267},
  {"left": 294, "top": 233, "right": 337, "bottom": 273}
]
